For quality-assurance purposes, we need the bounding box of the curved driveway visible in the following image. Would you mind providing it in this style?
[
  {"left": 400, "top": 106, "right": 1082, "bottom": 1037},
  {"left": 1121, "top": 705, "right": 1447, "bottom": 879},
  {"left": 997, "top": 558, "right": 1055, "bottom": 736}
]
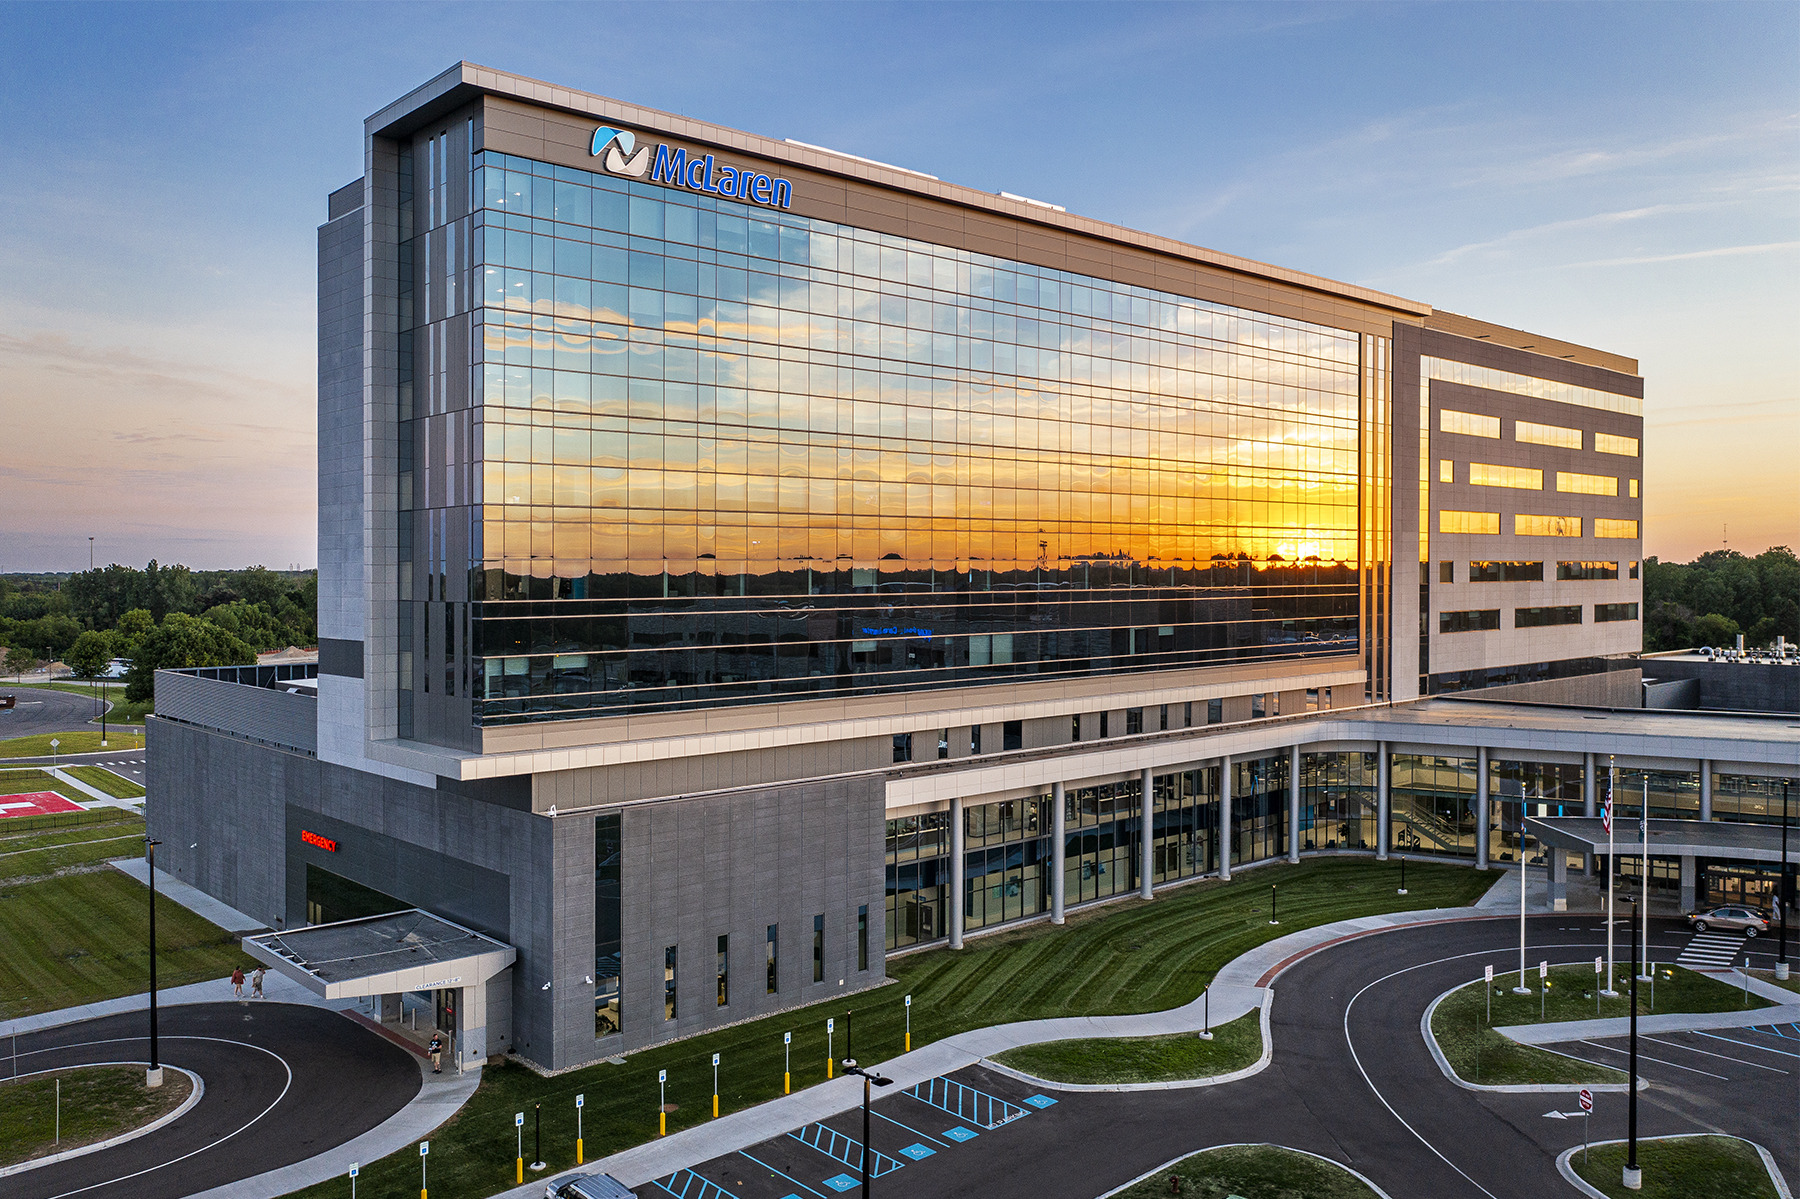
[
  {"left": 660, "top": 915, "right": 1796, "bottom": 1199},
  {"left": 0, "top": 688, "right": 110, "bottom": 741},
  {"left": 0, "top": 1003, "right": 420, "bottom": 1199}
]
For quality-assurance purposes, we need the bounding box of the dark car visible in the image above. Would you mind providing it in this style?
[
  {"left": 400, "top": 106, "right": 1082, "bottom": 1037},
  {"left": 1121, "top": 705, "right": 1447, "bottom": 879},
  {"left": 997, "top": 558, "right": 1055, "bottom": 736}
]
[
  {"left": 1686, "top": 906, "right": 1769, "bottom": 935},
  {"left": 546, "top": 1174, "right": 636, "bottom": 1199}
]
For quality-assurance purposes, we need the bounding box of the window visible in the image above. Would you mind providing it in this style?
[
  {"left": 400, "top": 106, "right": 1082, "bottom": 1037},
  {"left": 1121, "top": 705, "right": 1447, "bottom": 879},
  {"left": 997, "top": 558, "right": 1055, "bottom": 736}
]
[
  {"left": 1629, "top": 479, "right": 1639, "bottom": 498},
  {"left": 892, "top": 733, "right": 912, "bottom": 762},
  {"left": 857, "top": 905, "right": 868, "bottom": 971},
  {"left": 1440, "top": 409, "right": 1501, "bottom": 438},
  {"left": 1594, "top": 432, "right": 1639, "bottom": 457},
  {"left": 812, "top": 914, "right": 824, "bottom": 982},
  {"left": 1594, "top": 518, "right": 1639, "bottom": 539},
  {"left": 1125, "top": 708, "right": 1143, "bottom": 735},
  {"left": 663, "top": 945, "right": 678, "bottom": 1020},
  {"left": 1439, "top": 609, "right": 1501, "bottom": 634},
  {"left": 1440, "top": 510, "right": 1500, "bottom": 535},
  {"left": 1184, "top": 701, "right": 1193, "bottom": 727},
  {"left": 937, "top": 729, "right": 949, "bottom": 760},
  {"left": 1470, "top": 463, "right": 1543, "bottom": 490},
  {"left": 1158, "top": 703, "right": 1169, "bottom": 731},
  {"left": 1439, "top": 561, "right": 1454, "bottom": 584},
  {"left": 1515, "top": 605, "right": 1582, "bottom": 628},
  {"left": 595, "top": 814, "right": 623, "bottom": 1039},
  {"left": 1469, "top": 561, "right": 1543, "bottom": 583},
  {"left": 1307, "top": 688, "right": 1320, "bottom": 711},
  {"left": 1558, "top": 561, "right": 1618, "bottom": 581},
  {"left": 1516, "top": 420, "right": 1582, "bottom": 449},
  {"left": 1556, "top": 471, "right": 1617, "bottom": 496},
  {"left": 1440, "top": 459, "right": 1454, "bottom": 482},
  {"left": 1099, "top": 711, "right": 1110, "bottom": 738},
  {"left": 1596, "top": 603, "right": 1640, "bottom": 623},
  {"left": 969, "top": 725, "right": 981, "bottom": 755},
  {"left": 766, "top": 924, "right": 778, "bottom": 994},
  {"left": 1515, "top": 514, "right": 1581, "bottom": 537},
  {"left": 1207, "top": 697, "right": 1222, "bottom": 724},
  {"left": 716, "top": 934, "right": 729, "bottom": 1007},
  {"left": 1251, "top": 693, "right": 1266, "bottom": 718},
  {"left": 1628, "top": 561, "right": 1639, "bottom": 580},
  {"left": 1071, "top": 713, "right": 1083, "bottom": 741},
  {"left": 1003, "top": 720, "right": 1022, "bottom": 751}
]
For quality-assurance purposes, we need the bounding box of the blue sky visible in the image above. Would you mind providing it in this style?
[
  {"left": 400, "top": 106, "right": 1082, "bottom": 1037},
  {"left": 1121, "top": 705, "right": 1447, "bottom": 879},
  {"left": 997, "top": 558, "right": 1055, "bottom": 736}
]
[{"left": 2, "top": 1, "right": 1794, "bottom": 570}]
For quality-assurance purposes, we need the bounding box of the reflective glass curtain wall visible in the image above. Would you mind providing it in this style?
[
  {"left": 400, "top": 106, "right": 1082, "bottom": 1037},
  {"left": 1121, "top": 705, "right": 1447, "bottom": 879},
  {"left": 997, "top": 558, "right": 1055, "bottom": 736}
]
[
  {"left": 1300, "top": 751, "right": 1378, "bottom": 851},
  {"left": 467, "top": 152, "right": 1368, "bottom": 722}
]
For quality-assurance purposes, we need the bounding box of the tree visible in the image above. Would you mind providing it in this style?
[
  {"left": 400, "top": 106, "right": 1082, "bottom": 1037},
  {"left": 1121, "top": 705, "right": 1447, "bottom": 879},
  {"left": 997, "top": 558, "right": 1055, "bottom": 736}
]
[
  {"left": 65, "top": 629, "right": 114, "bottom": 680},
  {"left": 113, "top": 609, "right": 154, "bottom": 658},
  {"left": 124, "top": 613, "right": 256, "bottom": 703},
  {"left": 1691, "top": 612, "right": 1740, "bottom": 649}
]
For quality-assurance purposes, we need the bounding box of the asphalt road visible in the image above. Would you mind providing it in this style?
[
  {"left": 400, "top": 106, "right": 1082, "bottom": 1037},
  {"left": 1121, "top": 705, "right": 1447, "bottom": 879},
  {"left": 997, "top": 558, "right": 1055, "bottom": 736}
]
[
  {"left": 0, "top": 687, "right": 113, "bottom": 741},
  {"left": 664, "top": 916, "right": 1798, "bottom": 1199},
  {"left": 0, "top": 1002, "right": 420, "bottom": 1199}
]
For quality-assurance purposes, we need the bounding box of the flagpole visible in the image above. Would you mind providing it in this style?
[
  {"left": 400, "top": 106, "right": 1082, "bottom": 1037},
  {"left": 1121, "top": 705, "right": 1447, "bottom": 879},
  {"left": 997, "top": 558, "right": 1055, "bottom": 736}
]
[
  {"left": 1640, "top": 775, "right": 1651, "bottom": 981},
  {"left": 1603, "top": 757, "right": 1618, "bottom": 997}
]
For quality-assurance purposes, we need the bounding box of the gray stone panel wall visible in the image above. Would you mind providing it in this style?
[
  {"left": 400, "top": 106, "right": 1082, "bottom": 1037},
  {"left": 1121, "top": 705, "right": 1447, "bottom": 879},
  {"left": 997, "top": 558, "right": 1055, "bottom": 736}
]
[
  {"left": 1639, "top": 660, "right": 1800, "bottom": 713},
  {"left": 153, "top": 672, "right": 318, "bottom": 755},
  {"left": 541, "top": 737, "right": 889, "bottom": 809},
  {"left": 318, "top": 191, "right": 366, "bottom": 648}
]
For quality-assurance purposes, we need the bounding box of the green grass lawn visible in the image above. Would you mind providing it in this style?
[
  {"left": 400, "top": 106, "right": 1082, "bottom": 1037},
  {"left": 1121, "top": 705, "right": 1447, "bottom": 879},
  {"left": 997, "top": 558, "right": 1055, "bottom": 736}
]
[
  {"left": 9, "top": 681, "right": 151, "bottom": 725},
  {"left": 0, "top": 868, "right": 249, "bottom": 1019},
  {"left": 1571, "top": 1136, "right": 1778, "bottom": 1199},
  {"left": 0, "top": 729, "right": 146, "bottom": 758},
  {"left": 0, "top": 807, "right": 146, "bottom": 884},
  {"left": 285, "top": 858, "right": 1494, "bottom": 1199},
  {"left": 0, "top": 1065, "right": 193, "bottom": 1168},
  {"left": 1431, "top": 963, "right": 1771, "bottom": 1086},
  {"left": 992, "top": 1008, "right": 1260, "bottom": 1084},
  {"left": 1746, "top": 968, "right": 1800, "bottom": 995},
  {"left": 1110, "top": 1143, "right": 1380, "bottom": 1199},
  {"left": 64, "top": 766, "right": 146, "bottom": 799},
  {"left": 0, "top": 768, "right": 93, "bottom": 806}
]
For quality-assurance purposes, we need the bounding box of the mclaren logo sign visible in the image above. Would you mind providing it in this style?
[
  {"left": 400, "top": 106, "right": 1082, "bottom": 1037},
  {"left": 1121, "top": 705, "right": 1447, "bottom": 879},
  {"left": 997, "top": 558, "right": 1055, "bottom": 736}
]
[{"left": 591, "top": 125, "right": 793, "bottom": 210}]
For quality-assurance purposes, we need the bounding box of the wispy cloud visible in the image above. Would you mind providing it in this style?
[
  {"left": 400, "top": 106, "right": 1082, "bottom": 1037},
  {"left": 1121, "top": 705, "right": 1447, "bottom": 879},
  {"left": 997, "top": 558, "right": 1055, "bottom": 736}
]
[{"left": 1563, "top": 241, "right": 1800, "bottom": 269}]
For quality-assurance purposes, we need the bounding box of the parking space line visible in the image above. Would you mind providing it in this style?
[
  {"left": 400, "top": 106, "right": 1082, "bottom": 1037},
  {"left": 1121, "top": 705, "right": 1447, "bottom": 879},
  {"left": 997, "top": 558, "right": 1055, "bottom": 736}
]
[
  {"left": 871, "top": 1108, "right": 950, "bottom": 1146},
  {"left": 1641, "top": 1034, "right": 1788, "bottom": 1073},
  {"left": 738, "top": 1150, "right": 827, "bottom": 1199},
  {"left": 1695, "top": 1030, "right": 1800, "bottom": 1061},
  {"left": 653, "top": 1170, "right": 732, "bottom": 1199},
  {"left": 904, "top": 1075, "right": 1030, "bottom": 1128},
  {"left": 1577, "top": 1040, "right": 1730, "bottom": 1079},
  {"left": 788, "top": 1121, "right": 903, "bottom": 1177}
]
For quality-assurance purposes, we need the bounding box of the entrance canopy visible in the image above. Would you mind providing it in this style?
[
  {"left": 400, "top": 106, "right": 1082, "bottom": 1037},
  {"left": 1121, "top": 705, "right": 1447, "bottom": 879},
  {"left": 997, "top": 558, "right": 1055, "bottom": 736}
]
[
  {"left": 1525, "top": 816, "right": 1797, "bottom": 865},
  {"left": 243, "top": 909, "right": 515, "bottom": 1000}
]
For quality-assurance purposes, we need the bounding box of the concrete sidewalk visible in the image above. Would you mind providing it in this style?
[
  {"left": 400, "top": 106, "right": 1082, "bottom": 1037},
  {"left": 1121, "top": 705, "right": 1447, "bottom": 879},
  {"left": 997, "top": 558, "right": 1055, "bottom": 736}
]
[
  {"left": 46, "top": 764, "right": 143, "bottom": 811},
  {"left": 109, "top": 858, "right": 270, "bottom": 934},
  {"left": 1499, "top": 968, "right": 1800, "bottom": 1045}
]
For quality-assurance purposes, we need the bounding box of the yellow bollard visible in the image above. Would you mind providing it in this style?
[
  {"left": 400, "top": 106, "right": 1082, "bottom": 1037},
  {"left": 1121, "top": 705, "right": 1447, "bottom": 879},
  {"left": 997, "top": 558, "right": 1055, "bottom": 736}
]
[
  {"left": 905, "top": 1031, "right": 911, "bottom": 1052},
  {"left": 713, "top": 1093, "right": 719, "bottom": 1118},
  {"left": 784, "top": 1070, "right": 790, "bottom": 1095},
  {"left": 576, "top": 1138, "right": 583, "bottom": 1165},
  {"left": 516, "top": 1157, "right": 523, "bottom": 1184},
  {"left": 659, "top": 1109, "right": 666, "bottom": 1137},
  {"left": 826, "top": 1056, "right": 833, "bottom": 1080}
]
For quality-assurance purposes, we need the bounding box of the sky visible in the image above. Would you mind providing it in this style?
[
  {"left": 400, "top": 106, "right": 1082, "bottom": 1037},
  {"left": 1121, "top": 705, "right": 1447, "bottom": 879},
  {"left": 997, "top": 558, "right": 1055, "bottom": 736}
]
[{"left": 1, "top": 1, "right": 1794, "bottom": 572}]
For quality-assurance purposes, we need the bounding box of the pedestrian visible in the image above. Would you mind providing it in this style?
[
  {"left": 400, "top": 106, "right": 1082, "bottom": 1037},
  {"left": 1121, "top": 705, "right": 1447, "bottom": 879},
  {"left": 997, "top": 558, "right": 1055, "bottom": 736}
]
[
  {"left": 231, "top": 966, "right": 245, "bottom": 1000},
  {"left": 252, "top": 967, "right": 265, "bottom": 999},
  {"left": 427, "top": 1031, "right": 444, "bottom": 1074}
]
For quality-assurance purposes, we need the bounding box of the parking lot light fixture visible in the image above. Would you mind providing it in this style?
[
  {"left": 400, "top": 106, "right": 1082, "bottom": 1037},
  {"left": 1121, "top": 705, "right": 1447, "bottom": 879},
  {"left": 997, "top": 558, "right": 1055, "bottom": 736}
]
[
  {"left": 842, "top": 1059, "right": 893, "bottom": 1199},
  {"left": 146, "top": 837, "right": 163, "bottom": 1088}
]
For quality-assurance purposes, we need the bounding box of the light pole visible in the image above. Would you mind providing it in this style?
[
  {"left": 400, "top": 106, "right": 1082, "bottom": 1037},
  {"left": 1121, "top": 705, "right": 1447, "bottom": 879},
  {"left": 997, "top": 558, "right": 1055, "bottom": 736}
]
[
  {"left": 841, "top": 1059, "right": 893, "bottom": 1199},
  {"left": 1624, "top": 897, "right": 1641, "bottom": 1191},
  {"left": 89, "top": 537, "right": 94, "bottom": 571},
  {"left": 146, "top": 837, "right": 163, "bottom": 1087},
  {"left": 1779, "top": 781, "right": 1790, "bottom": 982},
  {"left": 1268, "top": 883, "right": 1279, "bottom": 925}
]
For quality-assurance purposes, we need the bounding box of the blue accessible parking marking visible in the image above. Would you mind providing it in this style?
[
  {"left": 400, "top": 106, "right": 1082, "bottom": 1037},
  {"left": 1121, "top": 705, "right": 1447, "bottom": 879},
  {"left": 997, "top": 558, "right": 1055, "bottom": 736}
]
[
  {"left": 899, "top": 1143, "right": 936, "bottom": 1160},
  {"left": 906, "top": 1075, "right": 1031, "bottom": 1128},
  {"left": 1024, "top": 1094, "right": 1058, "bottom": 1108},
  {"left": 789, "top": 1121, "right": 904, "bottom": 1177},
  {"left": 942, "top": 1126, "right": 979, "bottom": 1142},
  {"left": 823, "top": 1174, "right": 860, "bottom": 1192}
]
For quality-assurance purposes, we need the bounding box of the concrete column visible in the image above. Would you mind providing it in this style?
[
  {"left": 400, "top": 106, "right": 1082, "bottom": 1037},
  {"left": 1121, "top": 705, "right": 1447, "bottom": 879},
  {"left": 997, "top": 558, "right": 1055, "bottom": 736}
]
[
  {"left": 1583, "top": 752, "right": 1597, "bottom": 876},
  {"left": 1288, "top": 745, "right": 1302, "bottom": 863},
  {"left": 1549, "top": 851, "right": 1567, "bottom": 912},
  {"left": 1139, "top": 767, "right": 1154, "bottom": 900},
  {"left": 1051, "top": 782, "right": 1067, "bottom": 924},
  {"left": 1376, "top": 743, "right": 1390, "bottom": 860},
  {"left": 948, "top": 797, "right": 965, "bottom": 950},
  {"left": 380, "top": 992, "right": 402, "bottom": 1023},
  {"left": 1680, "top": 855, "right": 1696, "bottom": 913},
  {"left": 1699, "top": 761, "right": 1712, "bottom": 821},
  {"left": 1218, "top": 755, "right": 1233, "bottom": 881},
  {"left": 1475, "top": 746, "right": 1490, "bottom": 870}
]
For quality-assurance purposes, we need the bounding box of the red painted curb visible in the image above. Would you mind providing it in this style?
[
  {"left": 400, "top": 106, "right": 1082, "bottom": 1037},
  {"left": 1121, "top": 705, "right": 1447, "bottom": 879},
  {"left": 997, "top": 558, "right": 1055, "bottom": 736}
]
[{"left": 1255, "top": 914, "right": 1514, "bottom": 987}]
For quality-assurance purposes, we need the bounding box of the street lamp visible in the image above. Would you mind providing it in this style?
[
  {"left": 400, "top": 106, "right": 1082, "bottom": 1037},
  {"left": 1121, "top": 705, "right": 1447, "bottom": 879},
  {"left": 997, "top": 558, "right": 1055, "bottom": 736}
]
[
  {"left": 841, "top": 1059, "right": 893, "bottom": 1198},
  {"left": 1779, "top": 781, "right": 1791, "bottom": 982},
  {"left": 1624, "top": 898, "right": 1641, "bottom": 1192},
  {"left": 146, "top": 837, "right": 163, "bottom": 1088}
]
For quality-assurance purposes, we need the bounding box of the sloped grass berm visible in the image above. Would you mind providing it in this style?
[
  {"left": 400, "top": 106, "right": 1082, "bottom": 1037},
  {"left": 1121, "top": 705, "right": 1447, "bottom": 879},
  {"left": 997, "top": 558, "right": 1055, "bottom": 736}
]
[
  {"left": 992, "top": 1008, "right": 1260, "bottom": 1085},
  {"left": 283, "top": 857, "right": 1492, "bottom": 1199},
  {"left": 1110, "top": 1143, "right": 1381, "bottom": 1199}
]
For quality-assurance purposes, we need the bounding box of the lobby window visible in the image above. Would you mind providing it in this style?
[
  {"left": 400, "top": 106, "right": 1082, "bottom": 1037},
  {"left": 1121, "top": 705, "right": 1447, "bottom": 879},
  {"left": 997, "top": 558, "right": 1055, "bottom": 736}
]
[
  {"left": 663, "top": 946, "right": 678, "bottom": 1021},
  {"left": 1515, "top": 605, "right": 1583, "bottom": 628},
  {"left": 1439, "top": 609, "right": 1501, "bottom": 634},
  {"left": 1126, "top": 708, "right": 1144, "bottom": 735},
  {"left": 1003, "top": 720, "right": 1023, "bottom": 751},
  {"left": 857, "top": 905, "right": 869, "bottom": 971},
  {"left": 892, "top": 734, "right": 912, "bottom": 763},
  {"left": 716, "top": 934, "right": 729, "bottom": 1007},
  {"left": 1207, "top": 698, "right": 1222, "bottom": 724},
  {"left": 1557, "top": 561, "right": 1618, "bottom": 581},
  {"left": 1439, "top": 561, "right": 1454, "bottom": 584},
  {"left": 1515, "top": 514, "right": 1582, "bottom": 538},
  {"left": 1595, "top": 603, "right": 1640, "bottom": 623},
  {"left": 1469, "top": 561, "right": 1543, "bottom": 583},
  {"left": 812, "top": 914, "right": 825, "bottom": 983},
  {"left": 766, "top": 925, "right": 778, "bottom": 994}
]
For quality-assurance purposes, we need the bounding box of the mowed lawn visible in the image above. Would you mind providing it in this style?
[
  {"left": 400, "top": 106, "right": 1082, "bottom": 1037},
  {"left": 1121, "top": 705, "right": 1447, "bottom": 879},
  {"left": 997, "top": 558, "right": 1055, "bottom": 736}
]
[
  {"left": 285, "top": 857, "right": 1494, "bottom": 1199},
  {"left": 0, "top": 868, "right": 246, "bottom": 1019},
  {"left": 0, "top": 807, "right": 150, "bottom": 884},
  {"left": 0, "top": 768, "right": 92, "bottom": 806}
]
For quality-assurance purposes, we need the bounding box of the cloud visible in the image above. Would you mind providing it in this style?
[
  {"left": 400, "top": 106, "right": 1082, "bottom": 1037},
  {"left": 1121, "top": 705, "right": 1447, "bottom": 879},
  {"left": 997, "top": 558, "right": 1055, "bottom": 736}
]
[{"left": 1562, "top": 240, "right": 1800, "bottom": 269}]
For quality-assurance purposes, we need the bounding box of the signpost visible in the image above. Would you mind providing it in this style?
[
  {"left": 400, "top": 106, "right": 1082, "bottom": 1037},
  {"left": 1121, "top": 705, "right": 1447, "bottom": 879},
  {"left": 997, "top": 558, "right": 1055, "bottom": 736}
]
[
  {"left": 783, "top": 1031, "right": 792, "bottom": 1094},
  {"left": 1484, "top": 963, "right": 1494, "bottom": 1024},
  {"left": 1595, "top": 956, "right": 1603, "bottom": 1015},
  {"left": 712, "top": 1052, "right": 721, "bottom": 1118},
  {"left": 575, "top": 1093, "right": 584, "bottom": 1164},
  {"left": 658, "top": 1069, "right": 668, "bottom": 1137},
  {"left": 827, "top": 1017, "right": 835, "bottom": 1079},
  {"left": 1579, "top": 1089, "right": 1594, "bottom": 1164},
  {"left": 349, "top": 1163, "right": 358, "bottom": 1199},
  {"left": 514, "top": 1111, "right": 525, "bottom": 1184},
  {"left": 1539, "top": 961, "right": 1548, "bottom": 1019},
  {"left": 419, "top": 1140, "right": 429, "bottom": 1199},
  {"left": 904, "top": 994, "right": 912, "bottom": 1052}
]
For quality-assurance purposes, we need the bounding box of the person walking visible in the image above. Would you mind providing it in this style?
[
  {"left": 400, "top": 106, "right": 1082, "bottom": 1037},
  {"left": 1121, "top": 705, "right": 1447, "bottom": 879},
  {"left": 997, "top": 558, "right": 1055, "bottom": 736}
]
[
  {"left": 427, "top": 1031, "right": 445, "bottom": 1074},
  {"left": 252, "top": 966, "right": 265, "bottom": 999},
  {"left": 231, "top": 966, "right": 245, "bottom": 1001}
]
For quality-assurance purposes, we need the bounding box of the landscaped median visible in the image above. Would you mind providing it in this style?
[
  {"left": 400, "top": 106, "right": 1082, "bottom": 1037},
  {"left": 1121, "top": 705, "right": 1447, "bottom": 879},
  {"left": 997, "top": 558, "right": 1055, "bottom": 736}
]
[
  {"left": 1427, "top": 963, "right": 1775, "bottom": 1087},
  {"left": 1563, "top": 1134, "right": 1782, "bottom": 1199},
  {"left": 282, "top": 857, "right": 1494, "bottom": 1199},
  {"left": 0, "top": 1064, "right": 194, "bottom": 1170},
  {"left": 1104, "top": 1143, "right": 1383, "bottom": 1199},
  {"left": 63, "top": 766, "right": 145, "bottom": 800},
  {"left": 991, "top": 1008, "right": 1262, "bottom": 1086},
  {"left": 0, "top": 729, "right": 146, "bottom": 758}
]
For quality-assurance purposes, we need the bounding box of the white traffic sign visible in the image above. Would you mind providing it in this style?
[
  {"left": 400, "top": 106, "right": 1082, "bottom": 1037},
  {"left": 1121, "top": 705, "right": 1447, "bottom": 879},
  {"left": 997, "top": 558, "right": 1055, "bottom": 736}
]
[
  {"left": 712, "top": 1053, "right": 720, "bottom": 1066},
  {"left": 1579, "top": 1088, "right": 1593, "bottom": 1112},
  {"left": 420, "top": 1141, "right": 429, "bottom": 1156},
  {"left": 349, "top": 1165, "right": 359, "bottom": 1178},
  {"left": 576, "top": 1094, "right": 584, "bottom": 1108},
  {"left": 515, "top": 1111, "right": 524, "bottom": 1127},
  {"left": 784, "top": 1031, "right": 791, "bottom": 1044},
  {"left": 658, "top": 1068, "right": 667, "bottom": 1083},
  {"left": 1485, "top": 964, "right": 1494, "bottom": 983},
  {"left": 1539, "top": 960, "right": 1548, "bottom": 980}
]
